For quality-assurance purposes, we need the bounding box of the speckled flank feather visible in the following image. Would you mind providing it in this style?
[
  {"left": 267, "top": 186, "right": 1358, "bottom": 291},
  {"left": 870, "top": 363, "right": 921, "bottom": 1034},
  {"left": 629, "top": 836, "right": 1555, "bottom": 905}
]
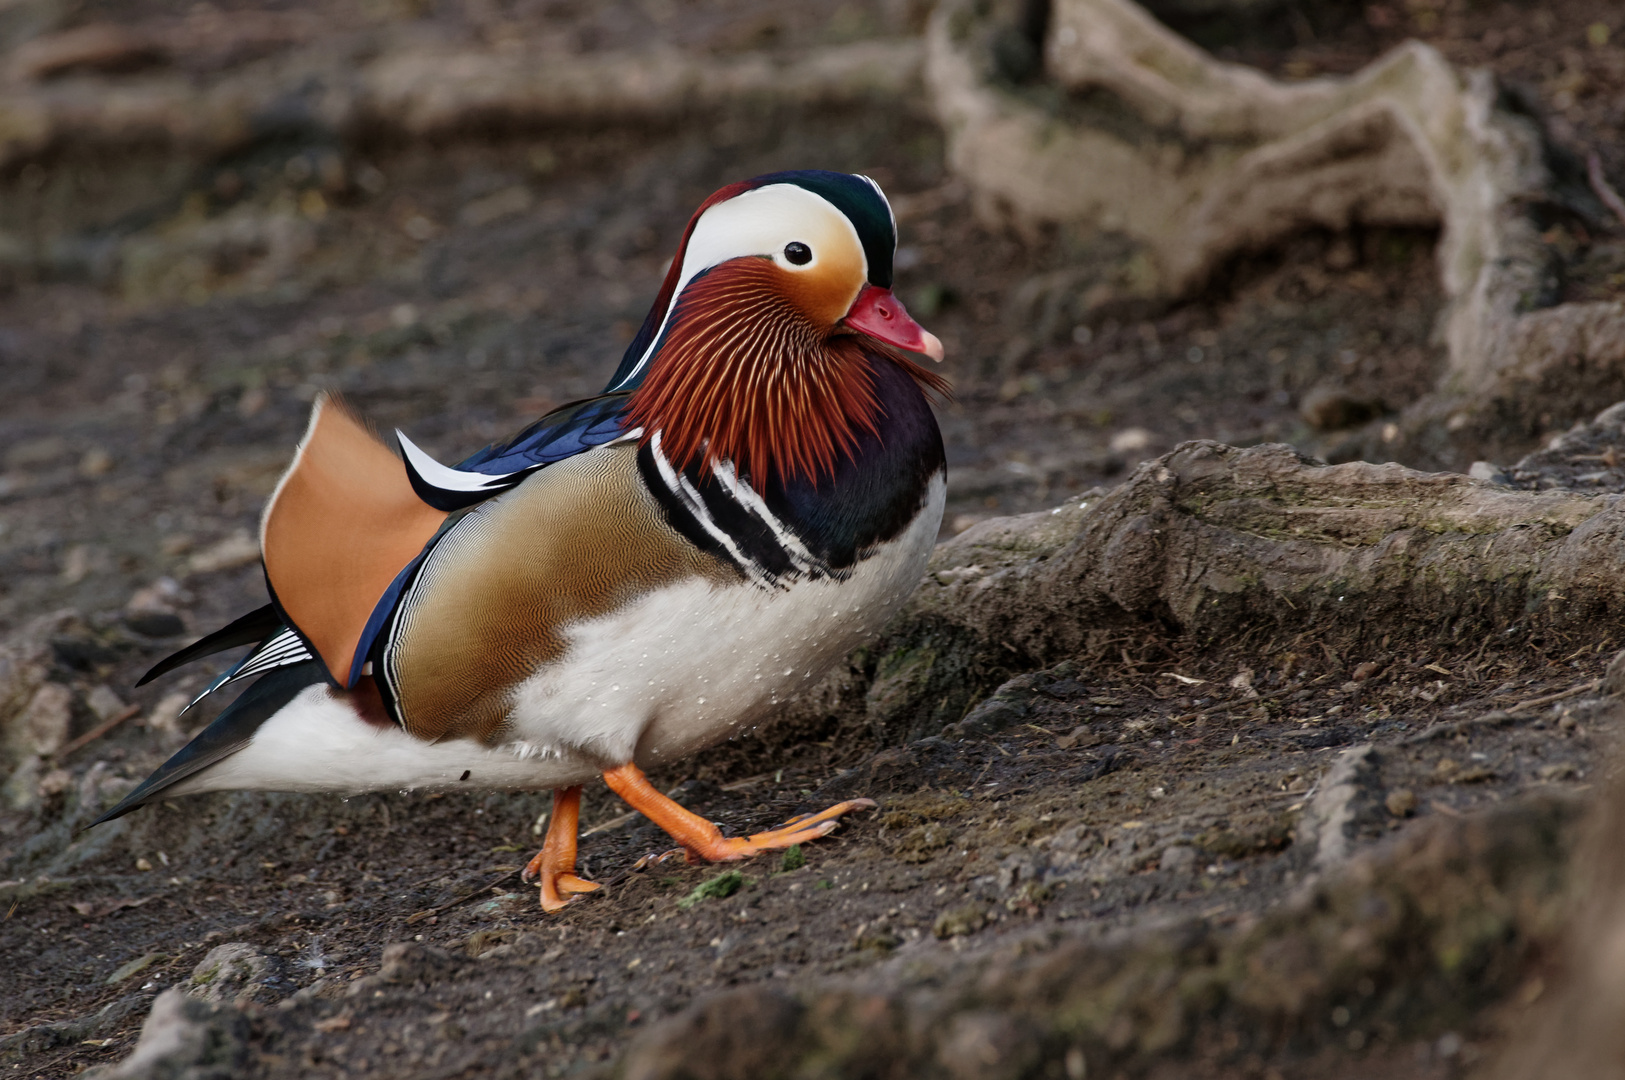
[{"left": 380, "top": 442, "right": 737, "bottom": 745}]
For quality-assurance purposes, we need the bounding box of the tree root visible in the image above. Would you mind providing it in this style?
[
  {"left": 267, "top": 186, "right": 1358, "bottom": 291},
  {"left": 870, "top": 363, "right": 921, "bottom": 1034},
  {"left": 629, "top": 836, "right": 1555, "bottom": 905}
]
[
  {"left": 837, "top": 439, "right": 1624, "bottom": 742},
  {"left": 925, "top": 0, "right": 1625, "bottom": 471}
]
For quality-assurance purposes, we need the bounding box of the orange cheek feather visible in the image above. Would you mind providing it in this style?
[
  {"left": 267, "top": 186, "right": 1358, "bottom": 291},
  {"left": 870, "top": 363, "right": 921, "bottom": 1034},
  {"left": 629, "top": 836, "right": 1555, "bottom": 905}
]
[{"left": 625, "top": 258, "right": 881, "bottom": 486}]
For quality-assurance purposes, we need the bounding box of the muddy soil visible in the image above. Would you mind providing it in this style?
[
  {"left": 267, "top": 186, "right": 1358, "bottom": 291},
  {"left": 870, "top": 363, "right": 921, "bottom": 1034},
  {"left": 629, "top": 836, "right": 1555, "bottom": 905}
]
[{"left": 1, "top": 1, "right": 1623, "bottom": 1078}]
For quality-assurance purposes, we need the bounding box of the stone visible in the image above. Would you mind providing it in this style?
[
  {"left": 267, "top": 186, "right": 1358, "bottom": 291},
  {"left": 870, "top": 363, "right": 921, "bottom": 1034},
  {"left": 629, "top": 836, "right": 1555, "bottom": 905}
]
[
  {"left": 79, "top": 987, "right": 248, "bottom": 1080},
  {"left": 1301, "top": 745, "right": 1383, "bottom": 871},
  {"left": 13, "top": 682, "right": 72, "bottom": 757},
  {"left": 1604, "top": 649, "right": 1625, "bottom": 698},
  {"left": 934, "top": 904, "right": 989, "bottom": 939},
  {"left": 85, "top": 685, "right": 126, "bottom": 724},
  {"left": 937, "top": 1012, "right": 1041, "bottom": 1080},
  {"left": 1159, "top": 844, "right": 1199, "bottom": 873},
  {"left": 188, "top": 944, "right": 286, "bottom": 1007},
  {"left": 185, "top": 530, "right": 260, "bottom": 575},
  {"left": 0, "top": 610, "right": 78, "bottom": 768}
]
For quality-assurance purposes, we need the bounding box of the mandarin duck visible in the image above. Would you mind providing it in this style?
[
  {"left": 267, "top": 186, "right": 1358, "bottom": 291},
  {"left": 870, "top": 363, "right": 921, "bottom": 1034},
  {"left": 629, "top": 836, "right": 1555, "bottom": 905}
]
[{"left": 96, "top": 170, "right": 948, "bottom": 911}]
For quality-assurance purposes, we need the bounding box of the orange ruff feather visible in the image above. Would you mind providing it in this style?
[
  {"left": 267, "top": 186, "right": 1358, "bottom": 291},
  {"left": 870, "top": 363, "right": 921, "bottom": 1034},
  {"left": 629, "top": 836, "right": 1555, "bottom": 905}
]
[
  {"left": 261, "top": 395, "right": 448, "bottom": 684},
  {"left": 627, "top": 259, "right": 947, "bottom": 485}
]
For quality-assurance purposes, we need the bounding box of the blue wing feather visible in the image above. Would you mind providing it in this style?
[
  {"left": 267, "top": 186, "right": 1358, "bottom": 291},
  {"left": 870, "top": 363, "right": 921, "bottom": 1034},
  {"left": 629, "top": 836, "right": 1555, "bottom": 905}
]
[
  {"left": 456, "top": 393, "right": 634, "bottom": 473},
  {"left": 399, "top": 393, "right": 635, "bottom": 512}
]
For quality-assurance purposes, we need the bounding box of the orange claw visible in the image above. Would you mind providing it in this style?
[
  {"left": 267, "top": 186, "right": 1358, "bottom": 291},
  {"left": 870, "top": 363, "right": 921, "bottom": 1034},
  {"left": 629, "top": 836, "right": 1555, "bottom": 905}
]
[
  {"left": 602, "top": 762, "right": 875, "bottom": 864},
  {"left": 523, "top": 786, "right": 602, "bottom": 912}
]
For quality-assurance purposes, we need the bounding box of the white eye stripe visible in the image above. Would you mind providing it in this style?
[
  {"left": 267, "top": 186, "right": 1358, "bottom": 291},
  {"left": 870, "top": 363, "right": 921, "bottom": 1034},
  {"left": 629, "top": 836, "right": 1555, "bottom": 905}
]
[{"left": 610, "top": 184, "right": 863, "bottom": 391}]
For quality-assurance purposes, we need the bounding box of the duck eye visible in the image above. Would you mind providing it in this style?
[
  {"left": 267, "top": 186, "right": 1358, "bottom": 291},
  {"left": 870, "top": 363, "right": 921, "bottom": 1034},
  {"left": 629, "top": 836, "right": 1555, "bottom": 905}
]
[{"left": 783, "top": 242, "right": 812, "bottom": 266}]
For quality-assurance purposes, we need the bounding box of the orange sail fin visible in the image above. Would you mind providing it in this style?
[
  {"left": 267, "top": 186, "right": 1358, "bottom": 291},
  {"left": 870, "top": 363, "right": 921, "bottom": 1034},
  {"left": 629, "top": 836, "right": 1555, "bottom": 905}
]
[{"left": 261, "top": 394, "right": 448, "bottom": 685}]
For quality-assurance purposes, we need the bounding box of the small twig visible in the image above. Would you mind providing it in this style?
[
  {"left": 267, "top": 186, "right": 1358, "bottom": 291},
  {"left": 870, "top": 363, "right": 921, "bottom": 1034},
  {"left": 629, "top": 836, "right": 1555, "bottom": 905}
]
[
  {"left": 1404, "top": 678, "right": 1601, "bottom": 745},
  {"left": 55, "top": 705, "right": 141, "bottom": 759},
  {"left": 581, "top": 812, "right": 638, "bottom": 838},
  {"left": 1507, "top": 678, "right": 1600, "bottom": 714},
  {"left": 1588, "top": 151, "right": 1625, "bottom": 228},
  {"left": 1194, "top": 683, "right": 1301, "bottom": 721},
  {"left": 403, "top": 869, "right": 520, "bottom": 925}
]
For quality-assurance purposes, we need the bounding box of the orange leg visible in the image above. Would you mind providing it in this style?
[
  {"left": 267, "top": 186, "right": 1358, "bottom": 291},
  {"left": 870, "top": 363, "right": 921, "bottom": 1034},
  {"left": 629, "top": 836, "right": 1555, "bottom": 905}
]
[
  {"left": 521, "top": 786, "right": 602, "bottom": 912},
  {"left": 602, "top": 762, "right": 875, "bottom": 864}
]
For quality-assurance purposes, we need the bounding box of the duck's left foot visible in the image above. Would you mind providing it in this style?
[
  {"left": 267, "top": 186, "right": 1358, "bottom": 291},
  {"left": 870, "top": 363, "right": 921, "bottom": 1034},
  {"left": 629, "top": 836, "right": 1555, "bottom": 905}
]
[
  {"left": 523, "top": 785, "right": 603, "bottom": 912},
  {"left": 602, "top": 762, "right": 876, "bottom": 864}
]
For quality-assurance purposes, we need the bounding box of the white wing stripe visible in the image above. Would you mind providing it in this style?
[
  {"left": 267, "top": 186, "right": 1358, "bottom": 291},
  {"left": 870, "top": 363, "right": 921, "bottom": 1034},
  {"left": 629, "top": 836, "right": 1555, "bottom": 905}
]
[{"left": 397, "top": 430, "right": 525, "bottom": 493}]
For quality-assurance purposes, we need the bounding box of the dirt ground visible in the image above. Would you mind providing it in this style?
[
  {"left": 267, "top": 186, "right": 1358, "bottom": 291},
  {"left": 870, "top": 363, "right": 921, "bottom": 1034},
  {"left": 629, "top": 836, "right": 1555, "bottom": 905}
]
[{"left": 1, "top": 1, "right": 1623, "bottom": 1078}]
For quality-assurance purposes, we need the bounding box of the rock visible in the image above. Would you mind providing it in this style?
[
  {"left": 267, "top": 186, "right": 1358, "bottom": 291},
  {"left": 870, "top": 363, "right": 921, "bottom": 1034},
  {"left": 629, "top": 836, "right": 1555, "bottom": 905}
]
[
  {"left": 0, "top": 610, "right": 79, "bottom": 769},
  {"left": 1109, "top": 427, "right": 1154, "bottom": 453},
  {"left": 937, "top": 1011, "right": 1042, "bottom": 1080},
  {"left": 80, "top": 988, "right": 248, "bottom": 1080},
  {"left": 934, "top": 903, "right": 989, "bottom": 939},
  {"left": 1385, "top": 788, "right": 1418, "bottom": 818},
  {"left": 1490, "top": 745, "right": 1625, "bottom": 1078},
  {"left": 373, "top": 942, "right": 463, "bottom": 987},
  {"left": 1300, "top": 744, "right": 1383, "bottom": 872},
  {"left": 146, "top": 692, "right": 191, "bottom": 736},
  {"left": 1505, "top": 399, "right": 1625, "bottom": 493},
  {"left": 1041, "top": 824, "right": 1100, "bottom": 873},
  {"left": 1159, "top": 844, "right": 1199, "bottom": 873},
  {"left": 9, "top": 23, "right": 167, "bottom": 81},
  {"left": 953, "top": 695, "right": 1027, "bottom": 737},
  {"left": 946, "top": 671, "right": 1049, "bottom": 738},
  {"left": 76, "top": 761, "right": 135, "bottom": 818},
  {"left": 85, "top": 685, "right": 126, "bottom": 724},
  {"left": 864, "top": 646, "right": 940, "bottom": 742},
  {"left": 185, "top": 530, "right": 260, "bottom": 575},
  {"left": 188, "top": 944, "right": 287, "bottom": 1007},
  {"left": 11, "top": 682, "right": 72, "bottom": 758},
  {"left": 2, "top": 754, "right": 43, "bottom": 811},
  {"left": 1604, "top": 649, "right": 1625, "bottom": 698},
  {"left": 1469, "top": 461, "right": 1511, "bottom": 484}
]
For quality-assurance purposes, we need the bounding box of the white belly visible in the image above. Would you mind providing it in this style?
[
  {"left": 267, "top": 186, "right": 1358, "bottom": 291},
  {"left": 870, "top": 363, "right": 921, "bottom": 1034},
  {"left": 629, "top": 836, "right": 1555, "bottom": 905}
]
[
  {"left": 508, "top": 472, "right": 946, "bottom": 766},
  {"left": 172, "top": 686, "right": 604, "bottom": 796}
]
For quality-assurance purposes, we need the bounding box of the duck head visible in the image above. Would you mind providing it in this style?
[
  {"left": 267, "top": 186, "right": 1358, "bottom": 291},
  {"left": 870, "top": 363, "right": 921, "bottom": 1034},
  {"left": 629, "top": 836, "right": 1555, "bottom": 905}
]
[{"left": 613, "top": 170, "right": 947, "bottom": 486}]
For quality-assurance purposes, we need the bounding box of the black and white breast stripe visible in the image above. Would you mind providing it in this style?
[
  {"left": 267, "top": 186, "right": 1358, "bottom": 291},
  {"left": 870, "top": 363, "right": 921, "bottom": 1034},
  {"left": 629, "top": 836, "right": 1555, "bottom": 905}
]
[{"left": 637, "top": 432, "right": 837, "bottom": 590}]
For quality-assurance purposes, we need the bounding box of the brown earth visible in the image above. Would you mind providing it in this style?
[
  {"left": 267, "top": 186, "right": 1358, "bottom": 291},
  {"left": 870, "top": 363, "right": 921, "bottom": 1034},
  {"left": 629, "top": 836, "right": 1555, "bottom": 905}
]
[{"left": 1, "top": 1, "right": 1623, "bottom": 1078}]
